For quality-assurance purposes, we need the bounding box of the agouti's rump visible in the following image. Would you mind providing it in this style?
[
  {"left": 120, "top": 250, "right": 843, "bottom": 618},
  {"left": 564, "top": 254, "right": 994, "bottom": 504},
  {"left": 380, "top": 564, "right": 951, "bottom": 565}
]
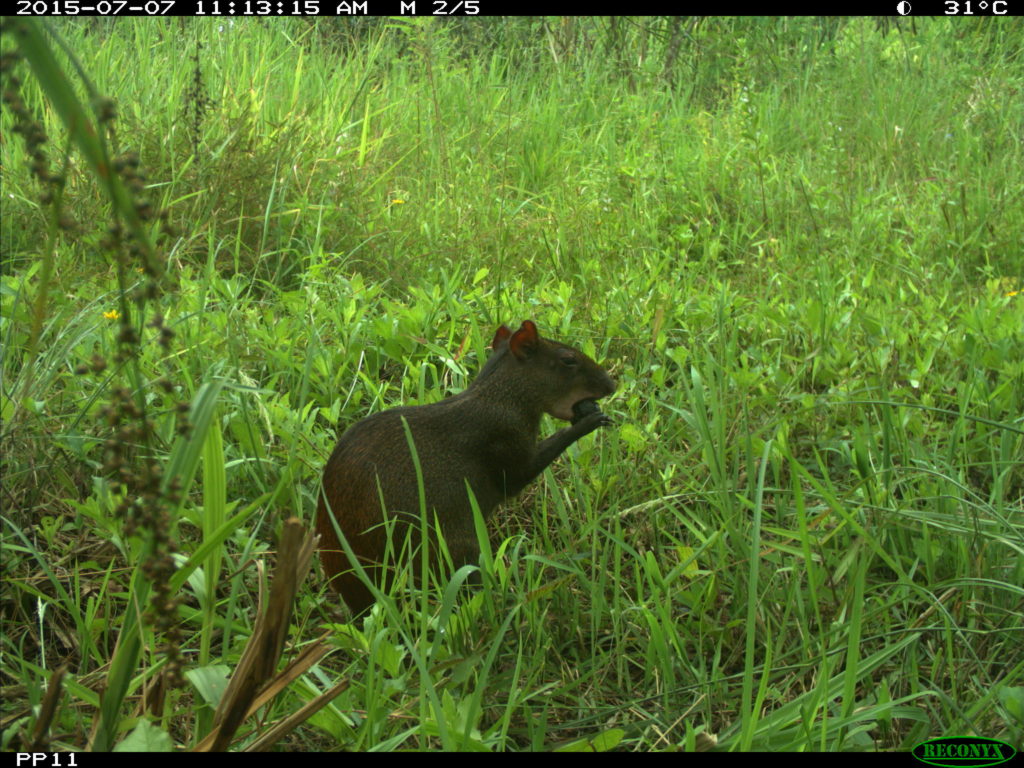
[{"left": 316, "top": 320, "right": 616, "bottom": 616}]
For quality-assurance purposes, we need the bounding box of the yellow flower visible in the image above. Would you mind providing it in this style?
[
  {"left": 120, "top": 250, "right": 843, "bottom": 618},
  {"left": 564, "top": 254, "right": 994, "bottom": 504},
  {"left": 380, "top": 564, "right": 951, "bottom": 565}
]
[
  {"left": 1008, "top": 290, "right": 1019, "bottom": 297},
  {"left": 104, "top": 310, "right": 120, "bottom": 320},
  {"left": 391, "top": 199, "right": 405, "bottom": 205}
]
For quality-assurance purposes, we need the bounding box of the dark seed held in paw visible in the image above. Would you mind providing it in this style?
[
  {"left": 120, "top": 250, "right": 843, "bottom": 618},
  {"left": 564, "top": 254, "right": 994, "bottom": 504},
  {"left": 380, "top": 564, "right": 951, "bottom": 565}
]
[{"left": 572, "top": 399, "right": 601, "bottom": 425}]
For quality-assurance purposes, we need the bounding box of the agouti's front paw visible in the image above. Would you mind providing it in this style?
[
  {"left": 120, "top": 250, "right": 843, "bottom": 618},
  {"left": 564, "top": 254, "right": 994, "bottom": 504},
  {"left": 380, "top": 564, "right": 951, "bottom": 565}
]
[
  {"left": 571, "top": 399, "right": 601, "bottom": 425},
  {"left": 572, "top": 400, "right": 613, "bottom": 432}
]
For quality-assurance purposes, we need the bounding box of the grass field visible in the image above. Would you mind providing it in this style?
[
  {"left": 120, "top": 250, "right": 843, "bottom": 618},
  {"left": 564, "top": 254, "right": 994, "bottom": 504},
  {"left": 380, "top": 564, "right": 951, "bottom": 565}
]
[{"left": 1, "top": 17, "right": 1022, "bottom": 752}]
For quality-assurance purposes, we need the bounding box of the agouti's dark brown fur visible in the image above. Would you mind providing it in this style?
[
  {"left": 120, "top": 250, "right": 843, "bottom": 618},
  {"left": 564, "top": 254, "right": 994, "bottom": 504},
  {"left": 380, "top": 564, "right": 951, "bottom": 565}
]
[{"left": 316, "top": 320, "right": 616, "bottom": 616}]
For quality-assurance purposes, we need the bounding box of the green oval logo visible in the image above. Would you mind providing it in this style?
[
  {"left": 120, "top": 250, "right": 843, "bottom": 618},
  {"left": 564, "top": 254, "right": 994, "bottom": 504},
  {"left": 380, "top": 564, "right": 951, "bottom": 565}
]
[{"left": 912, "top": 737, "right": 1017, "bottom": 768}]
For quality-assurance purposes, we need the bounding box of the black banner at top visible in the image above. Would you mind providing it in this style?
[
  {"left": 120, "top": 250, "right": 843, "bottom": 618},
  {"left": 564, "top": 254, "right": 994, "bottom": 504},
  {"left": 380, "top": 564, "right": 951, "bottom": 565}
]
[{"left": 7, "top": 0, "right": 1021, "bottom": 17}]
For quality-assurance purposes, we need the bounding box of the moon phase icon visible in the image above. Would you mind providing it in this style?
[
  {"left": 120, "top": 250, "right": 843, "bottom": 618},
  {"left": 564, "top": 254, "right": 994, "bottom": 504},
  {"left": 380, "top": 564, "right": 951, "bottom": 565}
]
[{"left": 897, "top": 0, "right": 911, "bottom": 13}]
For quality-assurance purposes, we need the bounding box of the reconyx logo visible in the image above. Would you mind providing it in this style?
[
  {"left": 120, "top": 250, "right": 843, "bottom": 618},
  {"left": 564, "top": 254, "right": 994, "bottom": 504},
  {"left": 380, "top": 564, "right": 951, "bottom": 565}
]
[{"left": 912, "top": 737, "right": 1016, "bottom": 768}]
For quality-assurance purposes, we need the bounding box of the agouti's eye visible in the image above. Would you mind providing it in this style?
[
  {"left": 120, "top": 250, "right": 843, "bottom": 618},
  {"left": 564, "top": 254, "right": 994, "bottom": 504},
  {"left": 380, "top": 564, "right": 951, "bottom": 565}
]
[{"left": 561, "top": 354, "right": 578, "bottom": 368}]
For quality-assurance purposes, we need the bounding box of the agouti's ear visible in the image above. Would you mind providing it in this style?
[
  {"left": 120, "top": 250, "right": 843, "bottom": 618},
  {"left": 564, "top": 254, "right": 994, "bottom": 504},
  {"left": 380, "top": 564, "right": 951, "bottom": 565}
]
[
  {"left": 509, "top": 320, "right": 539, "bottom": 359},
  {"left": 491, "top": 324, "right": 512, "bottom": 350}
]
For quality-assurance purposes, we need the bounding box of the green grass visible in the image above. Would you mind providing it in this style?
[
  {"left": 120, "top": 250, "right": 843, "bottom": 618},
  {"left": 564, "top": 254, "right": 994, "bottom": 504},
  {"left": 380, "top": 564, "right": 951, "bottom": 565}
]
[{"left": 1, "top": 17, "right": 1022, "bottom": 752}]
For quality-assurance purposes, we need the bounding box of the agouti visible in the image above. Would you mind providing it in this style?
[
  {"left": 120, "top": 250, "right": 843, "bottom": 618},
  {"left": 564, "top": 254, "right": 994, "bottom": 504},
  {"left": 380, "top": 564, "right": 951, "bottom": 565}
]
[{"left": 316, "top": 320, "right": 616, "bottom": 616}]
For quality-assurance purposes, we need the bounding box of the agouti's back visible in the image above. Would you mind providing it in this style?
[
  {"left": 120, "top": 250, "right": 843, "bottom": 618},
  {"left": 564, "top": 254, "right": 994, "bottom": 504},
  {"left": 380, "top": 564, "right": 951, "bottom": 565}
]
[{"left": 316, "top": 320, "right": 616, "bottom": 616}]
